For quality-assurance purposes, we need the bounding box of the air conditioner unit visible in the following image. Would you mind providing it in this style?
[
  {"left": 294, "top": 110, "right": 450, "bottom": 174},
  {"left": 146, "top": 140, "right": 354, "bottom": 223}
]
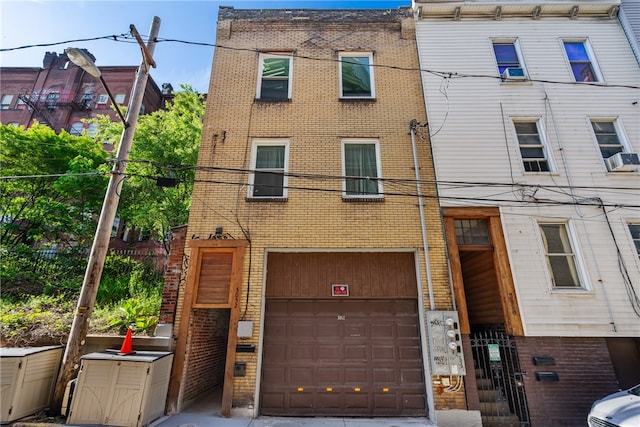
[
  {"left": 605, "top": 152, "right": 640, "bottom": 172},
  {"left": 501, "top": 67, "right": 526, "bottom": 80}
]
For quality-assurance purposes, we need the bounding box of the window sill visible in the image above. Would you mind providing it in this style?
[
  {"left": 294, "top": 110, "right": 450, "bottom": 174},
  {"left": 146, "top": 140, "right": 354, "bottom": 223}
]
[
  {"left": 254, "top": 98, "right": 291, "bottom": 103},
  {"left": 342, "top": 196, "right": 384, "bottom": 203},
  {"left": 339, "top": 97, "right": 376, "bottom": 102},
  {"left": 245, "top": 197, "right": 288, "bottom": 202},
  {"left": 550, "top": 287, "right": 593, "bottom": 295}
]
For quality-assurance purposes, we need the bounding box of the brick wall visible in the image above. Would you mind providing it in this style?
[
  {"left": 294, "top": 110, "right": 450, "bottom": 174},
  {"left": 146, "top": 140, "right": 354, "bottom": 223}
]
[
  {"left": 179, "top": 6, "right": 458, "bottom": 411},
  {"left": 516, "top": 336, "right": 619, "bottom": 427},
  {"left": 182, "top": 308, "right": 229, "bottom": 402},
  {"left": 159, "top": 225, "right": 187, "bottom": 324}
]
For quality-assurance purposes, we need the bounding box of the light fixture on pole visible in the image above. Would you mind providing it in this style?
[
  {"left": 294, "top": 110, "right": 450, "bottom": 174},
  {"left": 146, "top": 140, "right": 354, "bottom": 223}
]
[
  {"left": 65, "top": 47, "right": 129, "bottom": 127},
  {"left": 50, "top": 17, "right": 161, "bottom": 415}
]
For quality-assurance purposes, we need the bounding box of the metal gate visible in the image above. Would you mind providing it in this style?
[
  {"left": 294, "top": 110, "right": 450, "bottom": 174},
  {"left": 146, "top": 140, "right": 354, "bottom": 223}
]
[{"left": 470, "top": 330, "right": 530, "bottom": 427}]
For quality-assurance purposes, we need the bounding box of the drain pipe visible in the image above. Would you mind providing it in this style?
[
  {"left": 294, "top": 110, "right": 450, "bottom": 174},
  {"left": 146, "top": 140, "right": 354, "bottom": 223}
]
[
  {"left": 411, "top": 119, "right": 438, "bottom": 425},
  {"left": 410, "top": 119, "right": 435, "bottom": 310}
]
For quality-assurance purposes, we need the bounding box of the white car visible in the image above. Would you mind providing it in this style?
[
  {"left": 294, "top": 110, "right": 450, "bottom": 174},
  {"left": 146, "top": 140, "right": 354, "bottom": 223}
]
[{"left": 587, "top": 384, "right": 640, "bottom": 427}]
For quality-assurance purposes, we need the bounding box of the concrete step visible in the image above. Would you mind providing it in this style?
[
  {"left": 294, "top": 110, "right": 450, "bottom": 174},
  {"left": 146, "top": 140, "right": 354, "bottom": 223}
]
[
  {"left": 479, "top": 400, "right": 512, "bottom": 415},
  {"left": 478, "top": 389, "right": 502, "bottom": 401},
  {"left": 482, "top": 415, "right": 522, "bottom": 427}
]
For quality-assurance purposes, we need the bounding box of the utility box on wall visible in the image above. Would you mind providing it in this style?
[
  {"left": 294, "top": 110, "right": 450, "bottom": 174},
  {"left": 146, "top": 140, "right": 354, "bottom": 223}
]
[
  {"left": 67, "top": 351, "right": 173, "bottom": 427},
  {"left": 426, "top": 311, "right": 466, "bottom": 376},
  {"left": 0, "top": 345, "right": 63, "bottom": 424}
]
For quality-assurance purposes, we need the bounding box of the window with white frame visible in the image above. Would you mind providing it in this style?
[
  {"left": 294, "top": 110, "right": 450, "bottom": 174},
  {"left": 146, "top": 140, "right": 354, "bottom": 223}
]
[
  {"left": 590, "top": 120, "right": 625, "bottom": 159},
  {"left": 339, "top": 52, "right": 375, "bottom": 99},
  {"left": 257, "top": 53, "right": 292, "bottom": 100},
  {"left": 342, "top": 139, "right": 382, "bottom": 198},
  {"left": 514, "top": 120, "right": 550, "bottom": 172},
  {"left": 16, "top": 97, "right": 27, "bottom": 110},
  {"left": 539, "top": 222, "right": 583, "bottom": 288},
  {"left": 629, "top": 224, "right": 640, "bottom": 257},
  {"left": 88, "top": 123, "right": 98, "bottom": 137},
  {"left": 248, "top": 139, "right": 289, "bottom": 198},
  {"left": 96, "top": 94, "right": 108, "bottom": 108},
  {"left": 114, "top": 93, "right": 126, "bottom": 105},
  {"left": 563, "top": 40, "right": 601, "bottom": 82},
  {"left": 1, "top": 94, "right": 14, "bottom": 110},
  {"left": 70, "top": 122, "right": 84, "bottom": 136},
  {"left": 492, "top": 40, "right": 525, "bottom": 76}
]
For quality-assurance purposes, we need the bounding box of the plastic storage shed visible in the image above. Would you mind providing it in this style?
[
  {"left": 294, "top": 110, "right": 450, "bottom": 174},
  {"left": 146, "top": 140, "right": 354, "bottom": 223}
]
[
  {"left": 0, "top": 345, "right": 63, "bottom": 423},
  {"left": 66, "top": 350, "right": 173, "bottom": 427}
]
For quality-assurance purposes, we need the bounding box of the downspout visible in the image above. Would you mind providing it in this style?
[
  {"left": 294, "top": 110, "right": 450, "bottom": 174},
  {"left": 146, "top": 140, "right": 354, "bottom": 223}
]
[
  {"left": 410, "top": 119, "right": 435, "bottom": 310},
  {"left": 410, "top": 118, "right": 437, "bottom": 424}
]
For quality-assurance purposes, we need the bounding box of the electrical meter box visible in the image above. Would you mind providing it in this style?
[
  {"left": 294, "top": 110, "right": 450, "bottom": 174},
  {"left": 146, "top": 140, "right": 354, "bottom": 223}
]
[
  {"left": 426, "top": 311, "right": 466, "bottom": 376},
  {"left": 67, "top": 350, "right": 173, "bottom": 427},
  {"left": 0, "top": 345, "right": 63, "bottom": 423}
]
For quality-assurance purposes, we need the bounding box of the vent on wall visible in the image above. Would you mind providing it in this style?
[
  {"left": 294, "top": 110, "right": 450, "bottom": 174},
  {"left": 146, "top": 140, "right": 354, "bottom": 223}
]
[{"left": 605, "top": 152, "right": 640, "bottom": 172}]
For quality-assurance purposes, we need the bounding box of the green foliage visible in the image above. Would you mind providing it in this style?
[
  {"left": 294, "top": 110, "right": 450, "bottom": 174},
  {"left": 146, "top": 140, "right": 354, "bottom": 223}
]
[
  {"left": 106, "top": 295, "right": 160, "bottom": 335},
  {"left": 0, "top": 123, "right": 108, "bottom": 250},
  {"left": 0, "top": 295, "right": 75, "bottom": 346},
  {"left": 87, "top": 85, "right": 204, "bottom": 241}
]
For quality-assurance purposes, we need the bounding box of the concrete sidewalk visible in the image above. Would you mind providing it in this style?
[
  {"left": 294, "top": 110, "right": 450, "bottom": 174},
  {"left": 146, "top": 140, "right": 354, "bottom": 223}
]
[{"left": 152, "top": 413, "right": 436, "bottom": 427}]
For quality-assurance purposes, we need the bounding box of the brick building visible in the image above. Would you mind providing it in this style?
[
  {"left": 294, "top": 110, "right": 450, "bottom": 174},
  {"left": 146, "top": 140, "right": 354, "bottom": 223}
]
[
  {"left": 160, "top": 6, "right": 476, "bottom": 425},
  {"left": 0, "top": 50, "right": 169, "bottom": 136}
]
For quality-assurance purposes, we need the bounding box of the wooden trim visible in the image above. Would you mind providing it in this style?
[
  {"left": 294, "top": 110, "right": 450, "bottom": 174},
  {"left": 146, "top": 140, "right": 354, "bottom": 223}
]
[
  {"left": 221, "top": 244, "right": 247, "bottom": 417},
  {"left": 443, "top": 217, "right": 471, "bottom": 334},
  {"left": 442, "top": 206, "right": 500, "bottom": 218},
  {"left": 489, "top": 217, "right": 524, "bottom": 336},
  {"left": 166, "top": 245, "right": 203, "bottom": 413},
  {"left": 166, "top": 239, "right": 249, "bottom": 416}
]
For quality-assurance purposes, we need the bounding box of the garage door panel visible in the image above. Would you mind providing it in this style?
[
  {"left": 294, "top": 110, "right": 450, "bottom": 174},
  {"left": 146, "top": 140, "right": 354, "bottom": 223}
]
[
  {"left": 344, "top": 367, "right": 368, "bottom": 383},
  {"left": 261, "top": 298, "right": 426, "bottom": 417},
  {"left": 344, "top": 345, "right": 368, "bottom": 360},
  {"left": 371, "top": 345, "right": 395, "bottom": 360},
  {"left": 317, "top": 345, "right": 340, "bottom": 360}
]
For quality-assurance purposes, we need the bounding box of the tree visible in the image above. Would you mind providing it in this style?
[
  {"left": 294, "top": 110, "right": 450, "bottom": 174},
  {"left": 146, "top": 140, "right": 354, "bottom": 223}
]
[
  {"left": 89, "top": 85, "right": 204, "bottom": 245},
  {"left": 0, "top": 123, "right": 108, "bottom": 250}
]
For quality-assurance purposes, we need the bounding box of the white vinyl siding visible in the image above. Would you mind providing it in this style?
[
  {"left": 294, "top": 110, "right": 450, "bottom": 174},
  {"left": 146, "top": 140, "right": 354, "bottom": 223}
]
[{"left": 416, "top": 17, "right": 640, "bottom": 336}]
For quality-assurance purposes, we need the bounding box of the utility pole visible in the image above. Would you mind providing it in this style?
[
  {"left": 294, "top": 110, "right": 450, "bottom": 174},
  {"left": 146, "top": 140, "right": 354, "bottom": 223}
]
[{"left": 50, "top": 16, "right": 160, "bottom": 414}]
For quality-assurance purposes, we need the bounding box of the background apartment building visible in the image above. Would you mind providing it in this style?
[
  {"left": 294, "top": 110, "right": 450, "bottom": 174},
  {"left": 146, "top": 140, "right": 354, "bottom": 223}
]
[
  {"left": 0, "top": 50, "right": 169, "bottom": 136},
  {"left": 161, "top": 6, "right": 479, "bottom": 426},
  {"left": 413, "top": 0, "right": 640, "bottom": 425}
]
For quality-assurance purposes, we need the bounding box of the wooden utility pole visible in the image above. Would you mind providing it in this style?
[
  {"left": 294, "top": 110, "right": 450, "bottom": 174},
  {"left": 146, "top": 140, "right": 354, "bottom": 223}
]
[{"left": 50, "top": 16, "right": 160, "bottom": 414}]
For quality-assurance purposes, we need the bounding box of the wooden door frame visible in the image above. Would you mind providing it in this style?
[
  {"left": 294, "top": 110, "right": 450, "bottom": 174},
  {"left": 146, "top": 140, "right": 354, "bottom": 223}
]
[
  {"left": 443, "top": 207, "right": 523, "bottom": 336},
  {"left": 166, "top": 239, "right": 248, "bottom": 417}
]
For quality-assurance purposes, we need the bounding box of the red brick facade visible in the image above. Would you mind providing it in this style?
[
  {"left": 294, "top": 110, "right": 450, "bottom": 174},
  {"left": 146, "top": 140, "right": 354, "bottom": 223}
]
[
  {"left": 0, "top": 50, "right": 167, "bottom": 134},
  {"left": 516, "top": 336, "right": 619, "bottom": 427}
]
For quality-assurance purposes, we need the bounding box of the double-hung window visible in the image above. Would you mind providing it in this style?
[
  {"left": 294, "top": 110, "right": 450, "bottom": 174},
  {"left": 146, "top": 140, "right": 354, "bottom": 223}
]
[
  {"left": 70, "top": 122, "right": 84, "bottom": 136},
  {"left": 514, "top": 120, "right": 550, "bottom": 172},
  {"left": 114, "top": 93, "right": 126, "bottom": 105},
  {"left": 563, "top": 40, "right": 601, "bottom": 82},
  {"left": 248, "top": 139, "right": 289, "bottom": 199},
  {"left": 539, "top": 222, "right": 583, "bottom": 289},
  {"left": 1, "top": 94, "right": 14, "bottom": 110},
  {"left": 339, "top": 52, "right": 375, "bottom": 99},
  {"left": 257, "top": 53, "right": 292, "bottom": 100},
  {"left": 492, "top": 40, "right": 525, "bottom": 78},
  {"left": 590, "top": 120, "right": 625, "bottom": 159},
  {"left": 342, "top": 139, "right": 382, "bottom": 198}
]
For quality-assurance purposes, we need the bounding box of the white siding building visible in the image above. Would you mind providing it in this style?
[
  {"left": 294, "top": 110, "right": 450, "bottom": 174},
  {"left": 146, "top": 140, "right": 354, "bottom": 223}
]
[{"left": 413, "top": 0, "right": 640, "bottom": 425}]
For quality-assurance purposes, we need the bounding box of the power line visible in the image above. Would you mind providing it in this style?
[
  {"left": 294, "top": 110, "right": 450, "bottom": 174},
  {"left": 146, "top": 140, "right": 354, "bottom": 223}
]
[{"left": 2, "top": 33, "right": 639, "bottom": 90}]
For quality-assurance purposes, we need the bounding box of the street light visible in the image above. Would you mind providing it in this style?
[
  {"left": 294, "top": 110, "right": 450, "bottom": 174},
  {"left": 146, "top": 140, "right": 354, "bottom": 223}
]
[
  {"left": 50, "top": 17, "right": 161, "bottom": 414},
  {"left": 65, "top": 47, "right": 129, "bottom": 127}
]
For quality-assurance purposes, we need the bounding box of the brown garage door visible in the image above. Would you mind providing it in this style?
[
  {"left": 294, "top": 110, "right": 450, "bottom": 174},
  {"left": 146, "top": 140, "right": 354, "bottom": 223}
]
[{"left": 260, "top": 298, "right": 426, "bottom": 416}]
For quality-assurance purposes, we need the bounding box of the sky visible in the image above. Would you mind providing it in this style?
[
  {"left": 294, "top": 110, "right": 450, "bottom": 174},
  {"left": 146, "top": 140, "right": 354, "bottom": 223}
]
[{"left": 0, "top": 0, "right": 410, "bottom": 93}]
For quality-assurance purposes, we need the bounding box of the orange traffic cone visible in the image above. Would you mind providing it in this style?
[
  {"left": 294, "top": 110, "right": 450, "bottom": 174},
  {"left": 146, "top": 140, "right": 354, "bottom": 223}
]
[{"left": 119, "top": 327, "right": 133, "bottom": 355}]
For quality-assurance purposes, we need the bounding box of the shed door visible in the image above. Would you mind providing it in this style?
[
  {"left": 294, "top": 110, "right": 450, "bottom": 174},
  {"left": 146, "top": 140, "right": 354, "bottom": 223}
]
[{"left": 260, "top": 298, "right": 426, "bottom": 416}]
